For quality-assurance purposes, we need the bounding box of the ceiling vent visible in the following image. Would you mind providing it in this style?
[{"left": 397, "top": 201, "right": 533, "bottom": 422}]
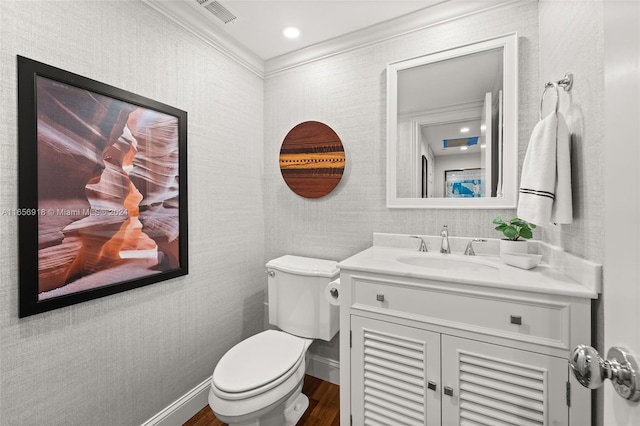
[{"left": 196, "top": 0, "right": 237, "bottom": 24}]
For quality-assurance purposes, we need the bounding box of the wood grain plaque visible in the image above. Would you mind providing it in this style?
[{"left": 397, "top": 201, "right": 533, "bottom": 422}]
[{"left": 279, "top": 121, "right": 345, "bottom": 198}]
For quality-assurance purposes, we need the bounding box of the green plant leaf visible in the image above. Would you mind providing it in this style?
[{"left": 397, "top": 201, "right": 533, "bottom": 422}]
[
  {"left": 519, "top": 227, "right": 533, "bottom": 239},
  {"left": 493, "top": 216, "right": 535, "bottom": 240},
  {"left": 510, "top": 218, "right": 528, "bottom": 227},
  {"left": 503, "top": 227, "right": 518, "bottom": 240}
]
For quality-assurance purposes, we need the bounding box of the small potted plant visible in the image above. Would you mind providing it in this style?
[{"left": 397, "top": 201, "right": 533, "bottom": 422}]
[{"left": 493, "top": 216, "right": 536, "bottom": 254}]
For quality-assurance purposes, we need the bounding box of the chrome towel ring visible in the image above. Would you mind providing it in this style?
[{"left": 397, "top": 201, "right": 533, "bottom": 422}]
[{"left": 539, "top": 72, "right": 573, "bottom": 120}]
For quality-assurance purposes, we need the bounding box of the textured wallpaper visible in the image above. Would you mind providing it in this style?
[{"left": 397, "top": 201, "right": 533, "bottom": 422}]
[
  {"left": 538, "top": 2, "right": 605, "bottom": 424},
  {"left": 0, "top": 1, "right": 264, "bottom": 425},
  {"left": 263, "top": 1, "right": 541, "bottom": 361},
  {"left": 538, "top": 0, "right": 604, "bottom": 263},
  {"left": 0, "top": 0, "right": 605, "bottom": 424}
]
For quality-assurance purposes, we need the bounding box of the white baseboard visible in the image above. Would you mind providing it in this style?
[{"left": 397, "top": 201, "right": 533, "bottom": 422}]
[
  {"left": 141, "top": 377, "right": 211, "bottom": 426},
  {"left": 141, "top": 356, "right": 340, "bottom": 426},
  {"left": 305, "top": 354, "right": 340, "bottom": 386}
]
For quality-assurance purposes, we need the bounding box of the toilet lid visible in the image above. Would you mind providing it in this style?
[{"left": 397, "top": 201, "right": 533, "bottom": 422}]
[{"left": 213, "top": 330, "right": 306, "bottom": 393}]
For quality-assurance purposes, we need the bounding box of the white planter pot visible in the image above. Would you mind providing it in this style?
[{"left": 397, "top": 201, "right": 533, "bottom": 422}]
[{"left": 500, "top": 239, "right": 528, "bottom": 254}]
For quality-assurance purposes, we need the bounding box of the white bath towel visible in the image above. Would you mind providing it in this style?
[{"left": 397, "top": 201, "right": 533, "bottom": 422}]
[{"left": 517, "top": 111, "right": 573, "bottom": 226}]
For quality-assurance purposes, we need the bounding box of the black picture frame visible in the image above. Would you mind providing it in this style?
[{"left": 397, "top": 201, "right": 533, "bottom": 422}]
[
  {"left": 421, "top": 155, "right": 428, "bottom": 198},
  {"left": 17, "top": 56, "right": 188, "bottom": 317}
]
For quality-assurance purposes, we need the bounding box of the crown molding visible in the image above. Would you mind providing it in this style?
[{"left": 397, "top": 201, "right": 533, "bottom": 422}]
[
  {"left": 143, "top": 0, "right": 522, "bottom": 79},
  {"left": 143, "top": 0, "right": 264, "bottom": 77},
  {"left": 399, "top": 99, "right": 485, "bottom": 122}
]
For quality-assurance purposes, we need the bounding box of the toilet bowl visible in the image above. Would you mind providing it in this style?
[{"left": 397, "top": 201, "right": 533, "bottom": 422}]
[
  {"left": 208, "top": 330, "right": 312, "bottom": 426},
  {"left": 208, "top": 255, "right": 340, "bottom": 426}
]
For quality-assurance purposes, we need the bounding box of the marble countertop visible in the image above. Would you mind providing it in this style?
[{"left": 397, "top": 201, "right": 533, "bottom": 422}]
[{"left": 337, "top": 245, "right": 599, "bottom": 299}]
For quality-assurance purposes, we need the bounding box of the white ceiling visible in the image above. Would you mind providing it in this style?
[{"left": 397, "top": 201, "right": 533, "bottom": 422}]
[
  {"left": 397, "top": 47, "right": 504, "bottom": 116},
  {"left": 145, "top": 0, "right": 511, "bottom": 76},
  {"left": 203, "top": 0, "right": 439, "bottom": 60}
]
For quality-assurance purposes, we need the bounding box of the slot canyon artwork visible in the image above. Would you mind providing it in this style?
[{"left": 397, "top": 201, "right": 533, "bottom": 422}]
[{"left": 17, "top": 57, "right": 188, "bottom": 317}]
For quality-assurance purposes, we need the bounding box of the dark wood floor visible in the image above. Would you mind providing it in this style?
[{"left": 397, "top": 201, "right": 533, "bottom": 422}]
[{"left": 183, "top": 375, "right": 340, "bottom": 426}]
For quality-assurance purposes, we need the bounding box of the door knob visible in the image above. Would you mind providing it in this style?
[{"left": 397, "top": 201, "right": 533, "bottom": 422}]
[{"left": 569, "top": 345, "right": 640, "bottom": 401}]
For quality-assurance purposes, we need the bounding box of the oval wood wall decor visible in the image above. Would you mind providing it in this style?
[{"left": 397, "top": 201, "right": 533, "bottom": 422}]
[{"left": 279, "top": 121, "right": 345, "bottom": 198}]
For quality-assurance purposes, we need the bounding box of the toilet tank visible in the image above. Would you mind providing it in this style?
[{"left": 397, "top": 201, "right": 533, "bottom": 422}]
[{"left": 266, "top": 255, "right": 339, "bottom": 341}]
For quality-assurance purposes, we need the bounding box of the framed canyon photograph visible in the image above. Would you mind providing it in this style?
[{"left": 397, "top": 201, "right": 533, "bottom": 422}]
[{"left": 17, "top": 56, "right": 188, "bottom": 317}]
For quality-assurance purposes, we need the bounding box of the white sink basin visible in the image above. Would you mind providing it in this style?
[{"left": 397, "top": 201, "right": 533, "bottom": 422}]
[{"left": 396, "top": 253, "right": 498, "bottom": 272}]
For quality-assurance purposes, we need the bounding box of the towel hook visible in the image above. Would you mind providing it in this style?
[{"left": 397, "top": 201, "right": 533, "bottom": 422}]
[
  {"left": 554, "top": 72, "right": 574, "bottom": 92},
  {"left": 540, "top": 81, "right": 559, "bottom": 120},
  {"left": 539, "top": 72, "right": 573, "bottom": 120}
]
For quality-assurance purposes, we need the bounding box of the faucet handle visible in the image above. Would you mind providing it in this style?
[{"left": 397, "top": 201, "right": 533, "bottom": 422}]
[
  {"left": 464, "top": 239, "right": 487, "bottom": 256},
  {"left": 410, "top": 236, "right": 428, "bottom": 252},
  {"left": 440, "top": 225, "right": 451, "bottom": 254}
]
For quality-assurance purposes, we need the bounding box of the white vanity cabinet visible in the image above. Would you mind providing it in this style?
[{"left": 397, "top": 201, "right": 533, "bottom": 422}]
[
  {"left": 350, "top": 316, "right": 568, "bottom": 425},
  {"left": 350, "top": 316, "right": 442, "bottom": 425},
  {"left": 338, "top": 249, "right": 597, "bottom": 426}
]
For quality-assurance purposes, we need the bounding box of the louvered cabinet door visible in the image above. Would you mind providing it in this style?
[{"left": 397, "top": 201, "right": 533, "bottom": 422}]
[
  {"left": 351, "top": 316, "right": 441, "bottom": 426},
  {"left": 441, "top": 335, "right": 568, "bottom": 426}
]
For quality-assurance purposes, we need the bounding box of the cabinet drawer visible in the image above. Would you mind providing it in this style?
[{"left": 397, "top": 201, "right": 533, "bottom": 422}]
[{"left": 352, "top": 278, "right": 569, "bottom": 348}]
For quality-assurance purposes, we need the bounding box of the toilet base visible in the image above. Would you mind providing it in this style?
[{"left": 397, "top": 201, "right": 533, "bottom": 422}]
[
  {"left": 214, "top": 381, "right": 309, "bottom": 426},
  {"left": 283, "top": 390, "right": 309, "bottom": 425}
]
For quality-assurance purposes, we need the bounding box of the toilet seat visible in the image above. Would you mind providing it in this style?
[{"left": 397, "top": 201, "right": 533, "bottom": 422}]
[
  {"left": 209, "top": 355, "right": 307, "bottom": 422},
  {"left": 212, "top": 330, "right": 306, "bottom": 400}
]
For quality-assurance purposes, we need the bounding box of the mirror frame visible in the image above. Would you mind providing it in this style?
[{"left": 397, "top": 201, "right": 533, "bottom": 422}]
[{"left": 386, "top": 32, "right": 518, "bottom": 209}]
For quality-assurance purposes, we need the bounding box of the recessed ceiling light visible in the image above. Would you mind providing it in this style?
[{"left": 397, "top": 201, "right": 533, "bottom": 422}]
[
  {"left": 282, "top": 26, "right": 300, "bottom": 39},
  {"left": 460, "top": 127, "right": 470, "bottom": 133},
  {"left": 460, "top": 146, "right": 468, "bottom": 150}
]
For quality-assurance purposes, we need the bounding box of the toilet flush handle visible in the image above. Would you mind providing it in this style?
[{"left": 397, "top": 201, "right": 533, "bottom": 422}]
[{"left": 266, "top": 270, "right": 275, "bottom": 277}]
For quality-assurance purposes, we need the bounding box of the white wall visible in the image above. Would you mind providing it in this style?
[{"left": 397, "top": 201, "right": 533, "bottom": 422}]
[
  {"left": 263, "top": 1, "right": 540, "bottom": 363},
  {"left": 0, "top": 1, "right": 264, "bottom": 425},
  {"left": 0, "top": 1, "right": 615, "bottom": 424},
  {"left": 538, "top": 0, "right": 605, "bottom": 264},
  {"left": 538, "top": 2, "right": 606, "bottom": 423},
  {"left": 396, "top": 119, "right": 416, "bottom": 198}
]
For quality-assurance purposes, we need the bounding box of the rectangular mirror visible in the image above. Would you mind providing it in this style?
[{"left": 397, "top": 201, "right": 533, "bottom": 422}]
[{"left": 387, "top": 33, "right": 518, "bottom": 208}]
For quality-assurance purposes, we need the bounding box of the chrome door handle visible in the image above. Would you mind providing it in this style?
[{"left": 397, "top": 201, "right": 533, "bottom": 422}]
[{"left": 569, "top": 345, "right": 640, "bottom": 401}]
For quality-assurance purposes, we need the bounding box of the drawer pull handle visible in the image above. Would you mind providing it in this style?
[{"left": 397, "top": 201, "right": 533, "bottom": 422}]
[
  {"left": 510, "top": 315, "right": 522, "bottom": 325},
  {"left": 427, "top": 381, "right": 437, "bottom": 391},
  {"left": 444, "top": 386, "right": 454, "bottom": 396},
  {"left": 376, "top": 294, "right": 385, "bottom": 302}
]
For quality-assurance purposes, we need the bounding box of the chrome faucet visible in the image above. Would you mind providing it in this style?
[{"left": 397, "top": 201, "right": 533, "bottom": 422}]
[
  {"left": 464, "top": 239, "right": 487, "bottom": 256},
  {"left": 411, "top": 235, "right": 428, "bottom": 252},
  {"left": 440, "top": 225, "right": 450, "bottom": 254}
]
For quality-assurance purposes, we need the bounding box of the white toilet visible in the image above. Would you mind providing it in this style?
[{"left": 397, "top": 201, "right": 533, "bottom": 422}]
[{"left": 208, "top": 255, "right": 340, "bottom": 426}]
